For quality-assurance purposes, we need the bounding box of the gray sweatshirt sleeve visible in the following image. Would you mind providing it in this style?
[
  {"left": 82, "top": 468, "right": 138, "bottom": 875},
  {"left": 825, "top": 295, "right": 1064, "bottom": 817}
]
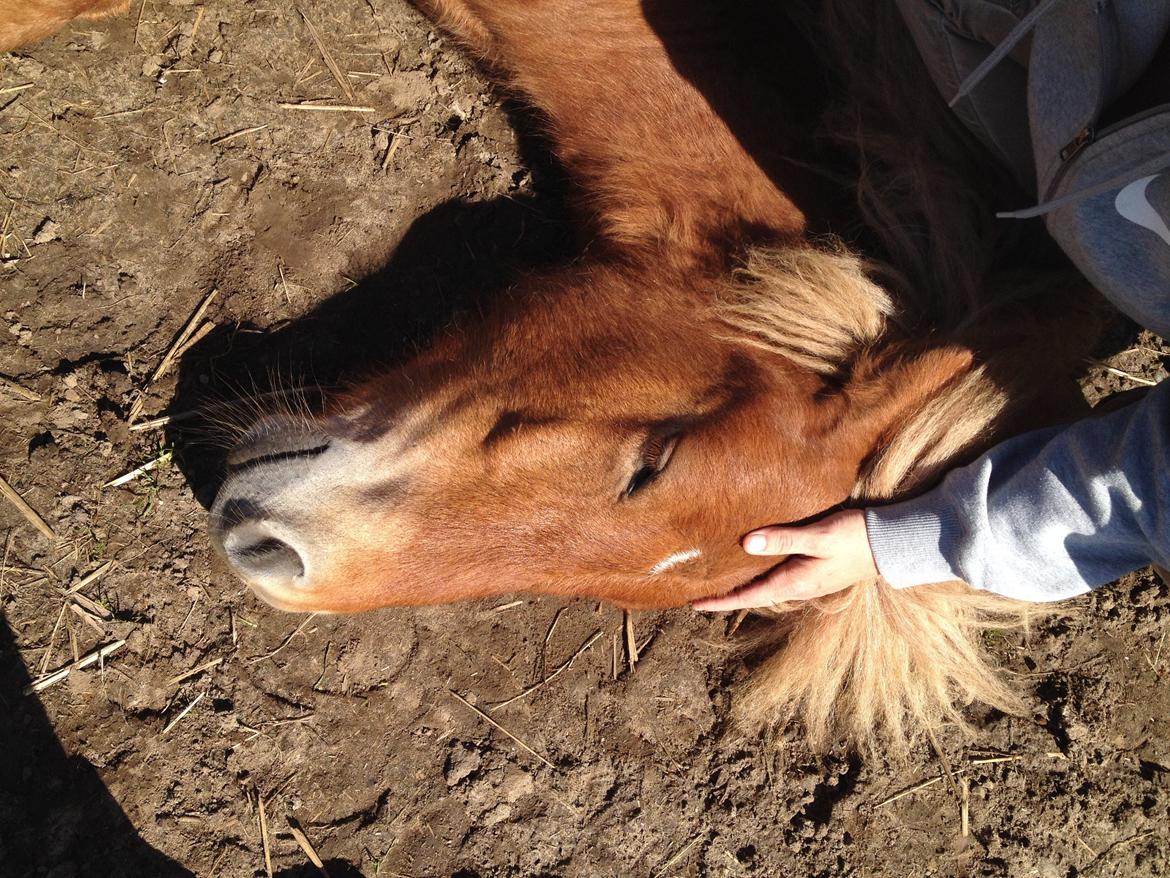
[{"left": 865, "top": 379, "right": 1170, "bottom": 602}]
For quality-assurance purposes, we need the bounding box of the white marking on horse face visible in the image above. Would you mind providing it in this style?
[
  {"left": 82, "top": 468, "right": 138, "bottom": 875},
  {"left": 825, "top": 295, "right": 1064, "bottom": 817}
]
[{"left": 649, "top": 547, "right": 702, "bottom": 575}]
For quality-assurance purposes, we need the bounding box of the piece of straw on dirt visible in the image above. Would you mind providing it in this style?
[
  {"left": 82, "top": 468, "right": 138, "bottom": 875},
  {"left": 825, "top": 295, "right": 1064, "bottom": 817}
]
[
  {"left": 161, "top": 691, "right": 206, "bottom": 735},
  {"left": 210, "top": 125, "right": 267, "bottom": 146},
  {"left": 381, "top": 132, "right": 403, "bottom": 170},
  {"left": 277, "top": 102, "right": 376, "bottom": 113},
  {"left": 190, "top": 5, "right": 204, "bottom": 42},
  {"left": 39, "top": 602, "right": 69, "bottom": 675},
  {"left": 134, "top": 0, "right": 147, "bottom": 46},
  {"left": 68, "top": 591, "right": 112, "bottom": 620},
  {"left": 0, "top": 375, "right": 41, "bottom": 400},
  {"left": 0, "top": 83, "right": 34, "bottom": 96},
  {"left": 492, "top": 630, "right": 602, "bottom": 711},
  {"left": 0, "top": 473, "right": 55, "bottom": 539},
  {"left": 24, "top": 639, "right": 126, "bottom": 694},
  {"left": 103, "top": 448, "right": 172, "bottom": 488},
  {"left": 624, "top": 610, "right": 638, "bottom": 672},
  {"left": 488, "top": 599, "right": 524, "bottom": 614},
  {"left": 969, "top": 755, "right": 1023, "bottom": 766},
  {"left": 247, "top": 613, "right": 318, "bottom": 665},
  {"left": 727, "top": 608, "right": 750, "bottom": 637},
  {"left": 127, "top": 288, "right": 218, "bottom": 422},
  {"left": 64, "top": 560, "right": 115, "bottom": 594},
  {"left": 875, "top": 774, "right": 945, "bottom": 808},
  {"left": 926, "top": 727, "right": 962, "bottom": 801},
  {"left": 448, "top": 689, "right": 556, "bottom": 770},
  {"left": 286, "top": 817, "right": 330, "bottom": 877},
  {"left": 167, "top": 656, "right": 223, "bottom": 687},
  {"left": 258, "top": 794, "right": 273, "bottom": 878},
  {"left": 129, "top": 409, "right": 201, "bottom": 431},
  {"left": 69, "top": 601, "right": 108, "bottom": 635},
  {"left": 960, "top": 777, "right": 970, "bottom": 837},
  {"left": 651, "top": 833, "right": 706, "bottom": 878},
  {"left": 296, "top": 6, "right": 356, "bottom": 101},
  {"left": 173, "top": 321, "right": 215, "bottom": 360},
  {"left": 1088, "top": 359, "right": 1159, "bottom": 387}
]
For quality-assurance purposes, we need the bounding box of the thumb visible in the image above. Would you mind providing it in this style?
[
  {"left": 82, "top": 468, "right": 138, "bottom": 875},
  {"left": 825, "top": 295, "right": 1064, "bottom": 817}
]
[{"left": 742, "top": 525, "right": 826, "bottom": 557}]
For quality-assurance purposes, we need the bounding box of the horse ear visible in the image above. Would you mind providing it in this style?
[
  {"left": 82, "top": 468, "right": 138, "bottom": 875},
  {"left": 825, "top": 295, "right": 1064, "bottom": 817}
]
[{"left": 832, "top": 344, "right": 976, "bottom": 450}]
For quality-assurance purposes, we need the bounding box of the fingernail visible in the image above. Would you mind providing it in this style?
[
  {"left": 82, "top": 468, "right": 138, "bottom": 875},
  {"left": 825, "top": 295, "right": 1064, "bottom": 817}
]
[{"left": 744, "top": 533, "right": 768, "bottom": 554}]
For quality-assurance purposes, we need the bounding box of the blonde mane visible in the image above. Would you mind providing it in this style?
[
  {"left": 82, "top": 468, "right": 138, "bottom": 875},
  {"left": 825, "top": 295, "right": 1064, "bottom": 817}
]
[
  {"left": 718, "top": 241, "right": 1038, "bottom": 754},
  {"left": 715, "top": 242, "right": 894, "bottom": 375}
]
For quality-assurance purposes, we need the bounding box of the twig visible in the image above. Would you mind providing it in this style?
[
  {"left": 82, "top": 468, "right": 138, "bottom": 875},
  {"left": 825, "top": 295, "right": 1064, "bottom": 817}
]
[
  {"left": 24, "top": 639, "right": 126, "bottom": 694},
  {"left": 173, "top": 320, "right": 215, "bottom": 360},
  {"left": 624, "top": 611, "right": 637, "bottom": 672},
  {"left": 161, "top": 692, "right": 205, "bottom": 735},
  {"left": 286, "top": 817, "right": 330, "bottom": 877},
  {"left": 39, "top": 602, "right": 69, "bottom": 675},
  {"left": 0, "top": 375, "right": 41, "bottom": 400},
  {"left": 129, "top": 410, "right": 199, "bottom": 431},
  {"left": 448, "top": 689, "right": 555, "bottom": 770},
  {"left": 247, "top": 614, "right": 319, "bottom": 665},
  {"left": 277, "top": 102, "right": 375, "bottom": 113},
  {"left": 651, "top": 833, "right": 705, "bottom": 878},
  {"left": 210, "top": 125, "right": 267, "bottom": 146},
  {"left": 728, "top": 608, "right": 749, "bottom": 637},
  {"left": 0, "top": 474, "right": 55, "bottom": 539},
  {"left": 875, "top": 775, "right": 944, "bottom": 807},
  {"left": 960, "top": 777, "right": 969, "bottom": 837},
  {"left": 167, "top": 657, "right": 223, "bottom": 687},
  {"left": 296, "top": 6, "right": 356, "bottom": 101},
  {"left": 969, "top": 755, "right": 1023, "bottom": 766},
  {"left": 103, "top": 449, "right": 172, "bottom": 488},
  {"left": 94, "top": 106, "right": 155, "bottom": 120},
  {"left": 925, "top": 726, "right": 961, "bottom": 801},
  {"left": 381, "top": 131, "right": 402, "bottom": 170},
  {"left": 64, "top": 560, "right": 115, "bottom": 594},
  {"left": 69, "top": 601, "right": 108, "bottom": 635},
  {"left": 1088, "top": 360, "right": 1159, "bottom": 387},
  {"left": 134, "top": 0, "right": 147, "bottom": 47},
  {"left": 190, "top": 5, "right": 205, "bottom": 43},
  {"left": 1083, "top": 829, "right": 1156, "bottom": 874},
  {"left": 127, "top": 288, "right": 218, "bottom": 422},
  {"left": 258, "top": 794, "right": 273, "bottom": 878},
  {"left": 492, "top": 631, "right": 602, "bottom": 710}
]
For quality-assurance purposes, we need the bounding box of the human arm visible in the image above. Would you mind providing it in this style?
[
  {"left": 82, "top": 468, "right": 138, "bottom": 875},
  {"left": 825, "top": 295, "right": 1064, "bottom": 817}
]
[{"left": 694, "top": 379, "right": 1170, "bottom": 610}]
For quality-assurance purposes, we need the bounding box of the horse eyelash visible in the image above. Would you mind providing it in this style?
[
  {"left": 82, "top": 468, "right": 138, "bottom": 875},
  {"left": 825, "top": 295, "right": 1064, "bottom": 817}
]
[{"left": 642, "top": 438, "right": 666, "bottom": 469}]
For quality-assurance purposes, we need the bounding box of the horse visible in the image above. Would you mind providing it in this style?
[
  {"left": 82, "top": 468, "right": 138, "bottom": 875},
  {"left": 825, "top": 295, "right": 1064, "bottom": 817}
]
[
  {"left": 208, "top": 0, "right": 1099, "bottom": 752},
  {"left": 0, "top": 0, "right": 127, "bottom": 51}
]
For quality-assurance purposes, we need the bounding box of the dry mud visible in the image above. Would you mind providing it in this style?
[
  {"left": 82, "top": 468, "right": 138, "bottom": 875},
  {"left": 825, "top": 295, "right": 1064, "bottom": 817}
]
[{"left": 1, "top": 2, "right": 1168, "bottom": 876}]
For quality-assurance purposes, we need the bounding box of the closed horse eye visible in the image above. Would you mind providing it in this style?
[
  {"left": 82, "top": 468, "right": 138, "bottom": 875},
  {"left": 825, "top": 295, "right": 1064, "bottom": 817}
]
[{"left": 624, "top": 433, "right": 681, "bottom": 498}]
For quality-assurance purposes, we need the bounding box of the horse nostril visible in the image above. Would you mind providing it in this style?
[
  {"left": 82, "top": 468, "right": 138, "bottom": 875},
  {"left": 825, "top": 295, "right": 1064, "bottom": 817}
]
[{"left": 223, "top": 522, "right": 306, "bottom": 583}]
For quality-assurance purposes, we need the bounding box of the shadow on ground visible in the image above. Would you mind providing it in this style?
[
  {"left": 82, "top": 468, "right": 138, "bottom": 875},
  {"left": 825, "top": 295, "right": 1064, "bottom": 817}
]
[
  {"left": 167, "top": 112, "right": 574, "bottom": 507},
  {"left": 0, "top": 614, "right": 195, "bottom": 878}
]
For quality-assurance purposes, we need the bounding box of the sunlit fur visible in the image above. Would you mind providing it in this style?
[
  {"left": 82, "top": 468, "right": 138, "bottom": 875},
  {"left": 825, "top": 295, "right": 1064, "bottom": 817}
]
[
  {"left": 0, "top": 0, "right": 128, "bottom": 50},
  {"left": 719, "top": 250, "right": 1030, "bottom": 752},
  {"left": 209, "top": 0, "right": 1101, "bottom": 752}
]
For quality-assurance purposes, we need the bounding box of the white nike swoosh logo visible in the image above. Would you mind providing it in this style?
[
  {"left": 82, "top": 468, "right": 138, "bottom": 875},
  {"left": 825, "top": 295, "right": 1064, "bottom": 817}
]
[{"left": 1115, "top": 174, "right": 1170, "bottom": 247}]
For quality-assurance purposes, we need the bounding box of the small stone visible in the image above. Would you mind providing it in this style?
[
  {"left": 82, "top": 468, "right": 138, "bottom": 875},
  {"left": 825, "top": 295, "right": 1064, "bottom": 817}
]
[{"left": 31, "top": 219, "right": 60, "bottom": 244}]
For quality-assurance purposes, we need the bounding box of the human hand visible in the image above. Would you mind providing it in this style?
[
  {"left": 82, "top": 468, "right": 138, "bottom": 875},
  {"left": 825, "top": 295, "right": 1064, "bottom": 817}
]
[{"left": 692, "top": 509, "right": 878, "bottom": 611}]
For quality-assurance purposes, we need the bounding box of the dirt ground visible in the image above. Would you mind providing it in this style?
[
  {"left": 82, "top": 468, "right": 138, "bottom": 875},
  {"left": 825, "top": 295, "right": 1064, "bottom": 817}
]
[{"left": 1, "top": 2, "right": 1169, "bottom": 876}]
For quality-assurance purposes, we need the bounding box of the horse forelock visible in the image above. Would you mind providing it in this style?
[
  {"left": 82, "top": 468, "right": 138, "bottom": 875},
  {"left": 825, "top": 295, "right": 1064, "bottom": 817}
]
[{"left": 714, "top": 241, "right": 895, "bottom": 377}]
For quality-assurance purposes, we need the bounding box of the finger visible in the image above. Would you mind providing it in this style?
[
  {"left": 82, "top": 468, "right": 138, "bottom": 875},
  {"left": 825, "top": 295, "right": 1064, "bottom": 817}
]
[
  {"left": 692, "top": 560, "right": 823, "bottom": 611},
  {"left": 742, "top": 526, "right": 825, "bottom": 557}
]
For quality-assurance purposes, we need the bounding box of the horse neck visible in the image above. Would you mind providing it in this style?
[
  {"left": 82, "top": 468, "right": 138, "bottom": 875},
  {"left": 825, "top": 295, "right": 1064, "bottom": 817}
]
[{"left": 417, "top": 0, "right": 819, "bottom": 267}]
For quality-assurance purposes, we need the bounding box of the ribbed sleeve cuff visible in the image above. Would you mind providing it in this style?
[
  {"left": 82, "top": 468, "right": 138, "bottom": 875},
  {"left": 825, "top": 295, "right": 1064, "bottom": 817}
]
[{"left": 864, "top": 504, "right": 966, "bottom": 589}]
